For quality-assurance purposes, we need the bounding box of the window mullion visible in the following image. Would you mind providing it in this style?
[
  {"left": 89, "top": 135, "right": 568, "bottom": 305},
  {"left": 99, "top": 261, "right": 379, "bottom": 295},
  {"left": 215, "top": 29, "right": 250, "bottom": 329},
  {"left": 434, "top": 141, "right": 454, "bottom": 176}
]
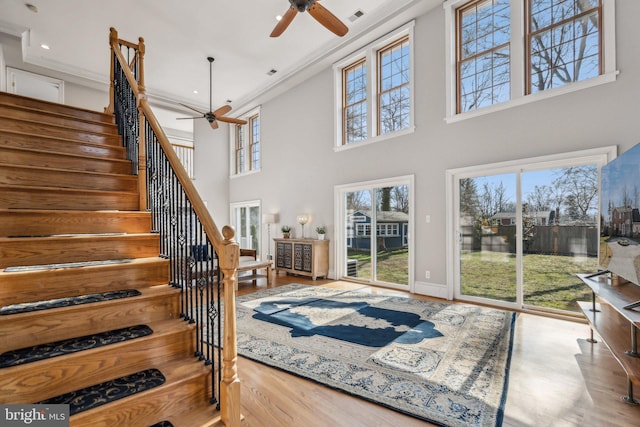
[
  {"left": 368, "top": 49, "right": 376, "bottom": 141},
  {"left": 512, "top": 0, "right": 524, "bottom": 100}
]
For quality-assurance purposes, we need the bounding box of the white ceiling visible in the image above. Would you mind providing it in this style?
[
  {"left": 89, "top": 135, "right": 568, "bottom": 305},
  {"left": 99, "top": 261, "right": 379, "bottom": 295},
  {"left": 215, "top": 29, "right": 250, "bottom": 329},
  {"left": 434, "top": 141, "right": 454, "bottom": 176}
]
[{"left": 0, "top": 0, "right": 439, "bottom": 114}]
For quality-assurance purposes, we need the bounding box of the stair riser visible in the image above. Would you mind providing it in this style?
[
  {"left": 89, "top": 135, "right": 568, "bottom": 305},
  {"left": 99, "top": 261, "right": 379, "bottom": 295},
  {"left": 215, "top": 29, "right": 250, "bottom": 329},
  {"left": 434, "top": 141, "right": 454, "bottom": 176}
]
[
  {"left": 0, "top": 186, "right": 139, "bottom": 210},
  {"left": 0, "top": 146, "right": 132, "bottom": 174},
  {"left": 0, "top": 234, "right": 160, "bottom": 268},
  {"left": 0, "top": 210, "right": 151, "bottom": 238},
  {"left": 0, "top": 165, "right": 137, "bottom": 192},
  {"left": 70, "top": 364, "right": 212, "bottom": 427},
  {"left": 0, "top": 258, "right": 168, "bottom": 306},
  {"left": 0, "top": 131, "right": 126, "bottom": 160},
  {"left": 0, "top": 325, "right": 196, "bottom": 403},
  {"left": 0, "top": 104, "right": 118, "bottom": 135},
  {"left": 0, "top": 92, "right": 115, "bottom": 124},
  {"left": 0, "top": 117, "right": 120, "bottom": 146},
  {"left": 0, "top": 288, "right": 180, "bottom": 353}
]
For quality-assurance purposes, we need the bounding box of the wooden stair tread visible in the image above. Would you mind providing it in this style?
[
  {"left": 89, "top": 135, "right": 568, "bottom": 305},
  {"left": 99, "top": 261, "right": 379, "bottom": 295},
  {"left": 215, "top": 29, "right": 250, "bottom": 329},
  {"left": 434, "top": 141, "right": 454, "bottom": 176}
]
[
  {"left": 0, "top": 232, "right": 160, "bottom": 269},
  {"left": 0, "top": 209, "right": 151, "bottom": 238},
  {"left": 0, "top": 102, "right": 118, "bottom": 127},
  {"left": 0, "top": 104, "right": 118, "bottom": 135},
  {"left": 0, "top": 256, "right": 169, "bottom": 306},
  {"left": 0, "top": 92, "right": 115, "bottom": 123},
  {"left": 0, "top": 163, "right": 137, "bottom": 192},
  {"left": 0, "top": 116, "right": 120, "bottom": 145},
  {"left": 0, "top": 145, "right": 131, "bottom": 171},
  {"left": 0, "top": 129, "right": 127, "bottom": 159},
  {"left": 69, "top": 359, "right": 214, "bottom": 427},
  {"left": 0, "top": 285, "right": 181, "bottom": 353},
  {"left": 0, "top": 319, "right": 196, "bottom": 403}
]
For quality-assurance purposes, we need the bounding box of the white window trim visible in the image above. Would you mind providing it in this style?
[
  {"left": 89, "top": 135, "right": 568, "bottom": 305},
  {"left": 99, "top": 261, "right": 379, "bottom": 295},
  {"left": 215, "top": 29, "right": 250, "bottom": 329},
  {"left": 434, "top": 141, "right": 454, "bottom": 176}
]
[
  {"left": 333, "top": 21, "right": 416, "bottom": 151},
  {"left": 229, "top": 105, "right": 261, "bottom": 178},
  {"left": 443, "top": 0, "right": 618, "bottom": 123}
]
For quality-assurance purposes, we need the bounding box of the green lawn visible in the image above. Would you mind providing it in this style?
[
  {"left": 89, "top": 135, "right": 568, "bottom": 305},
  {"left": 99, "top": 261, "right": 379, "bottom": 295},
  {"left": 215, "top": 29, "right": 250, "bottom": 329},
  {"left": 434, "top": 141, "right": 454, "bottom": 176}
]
[
  {"left": 461, "top": 251, "right": 596, "bottom": 312},
  {"left": 348, "top": 248, "right": 408, "bottom": 285},
  {"left": 347, "top": 248, "right": 594, "bottom": 312}
]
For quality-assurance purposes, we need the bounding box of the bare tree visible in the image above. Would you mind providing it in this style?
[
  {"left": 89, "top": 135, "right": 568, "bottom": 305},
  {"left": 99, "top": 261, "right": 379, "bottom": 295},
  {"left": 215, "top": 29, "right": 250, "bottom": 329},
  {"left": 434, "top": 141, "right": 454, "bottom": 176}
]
[{"left": 553, "top": 165, "right": 598, "bottom": 221}]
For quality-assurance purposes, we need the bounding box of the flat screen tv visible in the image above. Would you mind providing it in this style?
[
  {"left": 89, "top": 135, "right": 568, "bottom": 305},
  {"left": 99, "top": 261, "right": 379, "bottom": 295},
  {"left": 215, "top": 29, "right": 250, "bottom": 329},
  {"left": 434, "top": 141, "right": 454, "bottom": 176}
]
[{"left": 599, "top": 143, "right": 640, "bottom": 309}]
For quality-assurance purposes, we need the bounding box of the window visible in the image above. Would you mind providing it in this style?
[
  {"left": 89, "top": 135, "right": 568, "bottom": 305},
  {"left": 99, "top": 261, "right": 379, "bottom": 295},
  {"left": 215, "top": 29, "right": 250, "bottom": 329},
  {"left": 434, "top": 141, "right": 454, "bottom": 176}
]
[
  {"left": 377, "top": 224, "right": 399, "bottom": 236},
  {"left": 249, "top": 114, "right": 260, "bottom": 171},
  {"left": 378, "top": 37, "right": 411, "bottom": 135},
  {"left": 231, "top": 107, "right": 260, "bottom": 176},
  {"left": 456, "top": 0, "right": 511, "bottom": 113},
  {"left": 444, "top": 0, "right": 616, "bottom": 120},
  {"left": 526, "top": 0, "right": 601, "bottom": 94},
  {"left": 235, "top": 125, "right": 246, "bottom": 174},
  {"left": 335, "top": 22, "right": 414, "bottom": 148},
  {"left": 343, "top": 59, "right": 367, "bottom": 144}
]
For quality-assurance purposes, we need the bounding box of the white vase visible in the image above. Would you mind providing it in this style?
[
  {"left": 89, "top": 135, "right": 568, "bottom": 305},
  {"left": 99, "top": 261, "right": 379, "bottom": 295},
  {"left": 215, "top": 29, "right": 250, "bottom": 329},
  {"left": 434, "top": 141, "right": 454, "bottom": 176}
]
[{"left": 317, "top": 234, "right": 325, "bottom": 240}]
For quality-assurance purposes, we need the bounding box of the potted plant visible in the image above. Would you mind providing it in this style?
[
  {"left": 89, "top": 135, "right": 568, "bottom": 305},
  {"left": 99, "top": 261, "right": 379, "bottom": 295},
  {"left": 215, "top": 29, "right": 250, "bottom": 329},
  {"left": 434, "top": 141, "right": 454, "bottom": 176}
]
[
  {"left": 281, "top": 225, "right": 291, "bottom": 239},
  {"left": 315, "top": 225, "right": 326, "bottom": 240}
]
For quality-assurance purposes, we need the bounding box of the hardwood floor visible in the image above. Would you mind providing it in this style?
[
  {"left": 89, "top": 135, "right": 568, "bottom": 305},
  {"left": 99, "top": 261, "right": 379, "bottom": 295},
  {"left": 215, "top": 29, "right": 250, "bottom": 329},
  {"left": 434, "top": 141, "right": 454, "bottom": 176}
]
[{"left": 234, "top": 274, "right": 640, "bottom": 427}]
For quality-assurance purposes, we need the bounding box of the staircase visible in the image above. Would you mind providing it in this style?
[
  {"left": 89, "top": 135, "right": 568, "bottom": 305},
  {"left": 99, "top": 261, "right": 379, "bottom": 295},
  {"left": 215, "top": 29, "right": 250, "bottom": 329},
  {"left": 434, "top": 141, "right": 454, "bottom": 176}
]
[{"left": 0, "top": 92, "right": 222, "bottom": 426}]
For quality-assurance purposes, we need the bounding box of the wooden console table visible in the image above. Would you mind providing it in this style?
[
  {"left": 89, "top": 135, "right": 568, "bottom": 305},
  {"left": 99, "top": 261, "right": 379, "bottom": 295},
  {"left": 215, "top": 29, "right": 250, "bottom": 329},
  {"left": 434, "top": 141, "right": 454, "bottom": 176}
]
[
  {"left": 274, "top": 238, "right": 328, "bottom": 280},
  {"left": 577, "top": 273, "right": 640, "bottom": 404}
]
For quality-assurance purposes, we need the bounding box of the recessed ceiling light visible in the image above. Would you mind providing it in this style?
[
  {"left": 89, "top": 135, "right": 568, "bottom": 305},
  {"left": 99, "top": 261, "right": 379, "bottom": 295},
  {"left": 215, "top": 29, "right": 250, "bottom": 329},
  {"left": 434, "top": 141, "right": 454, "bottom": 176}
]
[
  {"left": 226, "top": 99, "right": 232, "bottom": 104},
  {"left": 193, "top": 90, "right": 199, "bottom": 94},
  {"left": 40, "top": 44, "right": 50, "bottom": 50},
  {"left": 276, "top": 15, "right": 282, "bottom": 21}
]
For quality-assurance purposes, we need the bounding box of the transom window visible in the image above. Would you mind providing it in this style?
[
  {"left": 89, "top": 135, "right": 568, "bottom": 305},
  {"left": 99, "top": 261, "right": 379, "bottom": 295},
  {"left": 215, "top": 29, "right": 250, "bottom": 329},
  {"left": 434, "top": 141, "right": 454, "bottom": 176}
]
[
  {"left": 231, "top": 107, "right": 260, "bottom": 176},
  {"left": 249, "top": 114, "right": 260, "bottom": 171},
  {"left": 343, "top": 59, "right": 368, "bottom": 144},
  {"left": 335, "top": 22, "right": 414, "bottom": 148},
  {"left": 456, "top": 0, "right": 511, "bottom": 113},
  {"left": 526, "top": 0, "right": 602, "bottom": 94},
  {"left": 444, "top": 0, "right": 616, "bottom": 120},
  {"left": 378, "top": 36, "right": 410, "bottom": 135}
]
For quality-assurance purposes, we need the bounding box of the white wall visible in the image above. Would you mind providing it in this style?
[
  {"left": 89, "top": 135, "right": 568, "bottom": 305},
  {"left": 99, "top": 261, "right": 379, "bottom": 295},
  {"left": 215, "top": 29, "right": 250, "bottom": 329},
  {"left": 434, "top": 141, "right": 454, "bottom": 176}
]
[{"left": 194, "top": 1, "right": 640, "bottom": 292}]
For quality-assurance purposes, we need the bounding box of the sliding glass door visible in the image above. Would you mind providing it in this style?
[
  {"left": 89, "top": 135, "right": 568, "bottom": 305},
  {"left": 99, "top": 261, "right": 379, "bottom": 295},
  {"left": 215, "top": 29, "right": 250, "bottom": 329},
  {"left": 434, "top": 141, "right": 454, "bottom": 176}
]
[
  {"left": 451, "top": 150, "right": 611, "bottom": 313},
  {"left": 459, "top": 173, "right": 517, "bottom": 303},
  {"left": 338, "top": 176, "right": 413, "bottom": 290}
]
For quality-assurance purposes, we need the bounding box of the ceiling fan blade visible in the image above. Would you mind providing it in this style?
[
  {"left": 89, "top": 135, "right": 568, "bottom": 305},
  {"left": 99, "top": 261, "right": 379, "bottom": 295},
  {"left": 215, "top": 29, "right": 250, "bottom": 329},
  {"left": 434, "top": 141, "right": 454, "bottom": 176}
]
[
  {"left": 210, "top": 120, "right": 219, "bottom": 130},
  {"left": 270, "top": 6, "right": 297, "bottom": 37},
  {"left": 176, "top": 116, "right": 201, "bottom": 120},
  {"left": 216, "top": 116, "right": 248, "bottom": 125},
  {"left": 179, "top": 103, "right": 207, "bottom": 115},
  {"left": 308, "top": 2, "right": 348, "bottom": 37},
  {"left": 212, "top": 104, "right": 232, "bottom": 117}
]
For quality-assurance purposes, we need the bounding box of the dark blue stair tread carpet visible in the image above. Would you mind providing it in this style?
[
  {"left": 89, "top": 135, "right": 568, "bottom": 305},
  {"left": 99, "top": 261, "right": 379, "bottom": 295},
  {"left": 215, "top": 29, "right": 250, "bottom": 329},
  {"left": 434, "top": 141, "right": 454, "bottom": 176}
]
[
  {"left": 0, "top": 289, "right": 141, "bottom": 315},
  {"left": 38, "top": 368, "right": 166, "bottom": 415},
  {"left": 150, "top": 422, "right": 174, "bottom": 427},
  {"left": 0, "top": 324, "right": 153, "bottom": 368}
]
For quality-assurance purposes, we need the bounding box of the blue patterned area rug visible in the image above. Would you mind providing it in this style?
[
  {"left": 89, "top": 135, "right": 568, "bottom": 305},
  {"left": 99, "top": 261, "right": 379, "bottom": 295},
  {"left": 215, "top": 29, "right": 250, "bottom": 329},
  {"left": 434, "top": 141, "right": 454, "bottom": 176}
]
[{"left": 233, "top": 284, "right": 515, "bottom": 427}]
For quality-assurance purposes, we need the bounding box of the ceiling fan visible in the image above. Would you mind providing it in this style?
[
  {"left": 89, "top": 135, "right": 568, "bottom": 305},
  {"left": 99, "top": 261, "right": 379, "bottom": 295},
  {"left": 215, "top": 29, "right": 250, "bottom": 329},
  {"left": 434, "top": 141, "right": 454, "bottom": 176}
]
[
  {"left": 177, "top": 57, "right": 247, "bottom": 129},
  {"left": 271, "top": 0, "right": 349, "bottom": 37}
]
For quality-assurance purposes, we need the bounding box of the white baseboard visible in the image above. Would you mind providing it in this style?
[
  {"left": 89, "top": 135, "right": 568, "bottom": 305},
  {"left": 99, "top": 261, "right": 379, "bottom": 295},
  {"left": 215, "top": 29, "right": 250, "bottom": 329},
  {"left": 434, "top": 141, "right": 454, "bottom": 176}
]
[{"left": 413, "top": 281, "right": 450, "bottom": 300}]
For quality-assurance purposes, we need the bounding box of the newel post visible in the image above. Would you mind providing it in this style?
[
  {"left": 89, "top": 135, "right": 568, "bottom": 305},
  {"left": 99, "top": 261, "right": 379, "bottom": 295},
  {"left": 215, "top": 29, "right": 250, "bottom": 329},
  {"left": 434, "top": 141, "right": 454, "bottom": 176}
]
[
  {"left": 106, "top": 27, "right": 117, "bottom": 114},
  {"left": 219, "top": 225, "right": 241, "bottom": 427}
]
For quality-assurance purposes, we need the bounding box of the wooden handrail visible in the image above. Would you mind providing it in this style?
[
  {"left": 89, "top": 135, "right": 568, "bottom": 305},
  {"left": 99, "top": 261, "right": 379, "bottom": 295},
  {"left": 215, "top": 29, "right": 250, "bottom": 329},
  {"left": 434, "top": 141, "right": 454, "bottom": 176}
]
[{"left": 107, "top": 27, "right": 241, "bottom": 426}]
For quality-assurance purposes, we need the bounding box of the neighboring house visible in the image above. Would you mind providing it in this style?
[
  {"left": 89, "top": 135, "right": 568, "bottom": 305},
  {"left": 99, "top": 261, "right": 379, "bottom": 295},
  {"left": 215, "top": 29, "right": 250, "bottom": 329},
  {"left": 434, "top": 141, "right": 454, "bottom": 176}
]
[
  {"left": 490, "top": 210, "right": 553, "bottom": 227},
  {"left": 611, "top": 207, "right": 640, "bottom": 237},
  {"left": 346, "top": 210, "right": 409, "bottom": 251}
]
